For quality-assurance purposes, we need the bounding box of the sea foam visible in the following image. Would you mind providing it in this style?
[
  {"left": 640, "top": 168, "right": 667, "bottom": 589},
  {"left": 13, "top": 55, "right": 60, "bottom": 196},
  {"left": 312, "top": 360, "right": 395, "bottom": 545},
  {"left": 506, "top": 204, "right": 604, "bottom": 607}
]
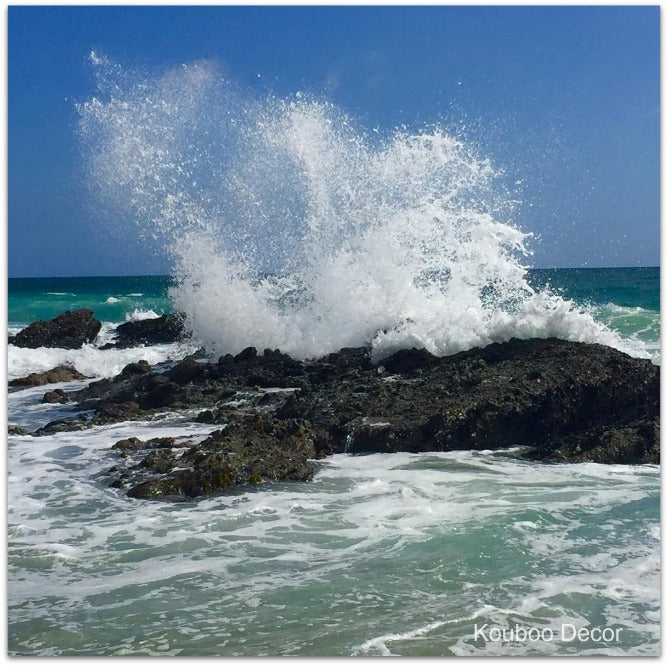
[{"left": 77, "top": 55, "right": 652, "bottom": 362}]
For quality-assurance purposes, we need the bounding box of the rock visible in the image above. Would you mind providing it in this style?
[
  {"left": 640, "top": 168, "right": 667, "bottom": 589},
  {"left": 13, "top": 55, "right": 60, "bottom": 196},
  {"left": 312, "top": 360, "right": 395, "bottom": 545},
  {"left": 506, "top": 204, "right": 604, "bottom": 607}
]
[
  {"left": 124, "top": 415, "right": 316, "bottom": 500},
  {"left": 524, "top": 418, "right": 660, "bottom": 464},
  {"left": 42, "top": 388, "right": 69, "bottom": 404},
  {"left": 380, "top": 347, "right": 438, "bottom": 374},
  {"left": 12, "top": 309, "right": 101, "bottom": 349},
  {"left": 9, "top": 365, "right": 87, "bottom": 390},
  {"left": 138, "top": 380, "right": 185, "bottom": 410},
  {"left": 34, "top": 415, "right": 88, "bottom": 436},
  {"left": 8, "top": 425, "right": 28, "bottom": 435},
  {"left": 90, "top": 401, "right": 142, "bottom": 425},
  {"left": 235, "top": 346, "right": 257, "bottom": 361},
  {"left": 337, "top": 339, "right": 659, "bottom": 461},
  {"left": 114, "top": 313, "right": 185, "bottom": 348},
  {"left": 51, "top": 337, "right": 660, "bottom": 471},
  {"left": 120, "top": 360, "right": 151, "bottom": 377},
  {"left": 167, "top": 357, "right": 206, "bottom": 384},
  {"left": 111, "top": 437, "right": 144, "bottom": 453}
]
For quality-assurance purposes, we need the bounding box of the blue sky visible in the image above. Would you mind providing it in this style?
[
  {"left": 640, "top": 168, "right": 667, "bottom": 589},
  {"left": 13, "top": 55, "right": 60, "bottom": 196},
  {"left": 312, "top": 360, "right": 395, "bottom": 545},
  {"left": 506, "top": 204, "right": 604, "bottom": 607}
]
[{"left": 9, "top": 5, "right": 659, "bottom": 276}]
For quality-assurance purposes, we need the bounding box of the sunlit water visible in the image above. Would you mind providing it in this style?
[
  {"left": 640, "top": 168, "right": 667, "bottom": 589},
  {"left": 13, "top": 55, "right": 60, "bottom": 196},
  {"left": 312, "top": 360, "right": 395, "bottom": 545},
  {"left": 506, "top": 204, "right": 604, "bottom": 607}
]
[{"left": 8, "top": 386, "right": 660, "bottom": 656}]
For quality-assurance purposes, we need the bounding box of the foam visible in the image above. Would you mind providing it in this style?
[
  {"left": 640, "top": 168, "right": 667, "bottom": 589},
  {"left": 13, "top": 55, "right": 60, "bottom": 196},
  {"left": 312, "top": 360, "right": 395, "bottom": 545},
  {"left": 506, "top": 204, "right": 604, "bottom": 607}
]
[
  {"left": 8, "top": 339, "right": 198, "bottom": 380},
  {"left": 125, "top": 308, "right": 160, "bottom": 321}
]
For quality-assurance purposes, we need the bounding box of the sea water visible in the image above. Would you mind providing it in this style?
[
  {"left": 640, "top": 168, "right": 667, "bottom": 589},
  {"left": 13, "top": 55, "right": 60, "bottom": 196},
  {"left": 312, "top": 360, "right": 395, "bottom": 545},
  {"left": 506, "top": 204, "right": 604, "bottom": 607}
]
[{"left": 7, "top": 54, "right": 660, "bottom": 655}]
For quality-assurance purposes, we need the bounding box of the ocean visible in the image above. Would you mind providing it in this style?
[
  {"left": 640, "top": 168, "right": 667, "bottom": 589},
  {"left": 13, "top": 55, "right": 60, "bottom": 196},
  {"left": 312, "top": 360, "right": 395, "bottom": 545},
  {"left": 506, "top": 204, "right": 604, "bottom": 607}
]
[
  {"left": 8, "top": 54, "right": 661, "bottom": 657},
  {"left": 7, "top": 267, "right": 660, "bottom": 656}
]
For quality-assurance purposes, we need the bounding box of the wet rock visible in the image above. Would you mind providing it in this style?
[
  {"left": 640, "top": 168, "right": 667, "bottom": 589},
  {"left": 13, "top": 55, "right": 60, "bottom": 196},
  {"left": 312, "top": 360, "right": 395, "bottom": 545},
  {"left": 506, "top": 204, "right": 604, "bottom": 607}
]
[
  {"left": 112, "top": 437, "right": 144, "bottom": 454},
  {"left": 524, "top": 418, "right": 660, "bottom": 464},
  {"left": 138, "top": 380, "right": 185, "bottom": 410},
  {"left": 167, "top": 357, "right": 206, "bottom": 384},
  {"left": 42, "top": 388, "right": 69, "bottom": 404},
  {"left": 114, "top": 313, "right": 185, "bottom": 348},
  {"left": 9, "top": 365, "right": 87, "bottom": 390},
  {"left": 91, "top": 401, "right": 142, "bottom": 425},
  {"left": 34, "top": 415, "right": 88, "bottom": 436},
  {"left": 142, "top": 449, "right": 176, "bottom": 474},
  {"left": 124, "top": 415, "right": 316, "bottom": 500},
  {"left": 12, "top": 309, "right": 101, "bottom": 349},
  {"left": 56, "top": 337, "right": 659, "bottom": 471},
  {"left": 381, "top": 347, "right": 438, "bottom": 374},
  {"left": 120, "top": 360, "right": 151, "bottom": 377},
  {"left": 235, "top": 346, "right": 257, "bottom": 361},
  {"left": 8, "top": 425, "right": 28, "bottom": 436}
]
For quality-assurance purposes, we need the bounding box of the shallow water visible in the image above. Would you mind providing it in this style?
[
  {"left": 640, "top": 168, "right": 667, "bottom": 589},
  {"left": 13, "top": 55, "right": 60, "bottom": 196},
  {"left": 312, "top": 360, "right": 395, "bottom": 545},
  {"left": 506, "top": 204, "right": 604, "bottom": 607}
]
[{"left": 8, "top": 384, "right": 660, "bottom": 656}]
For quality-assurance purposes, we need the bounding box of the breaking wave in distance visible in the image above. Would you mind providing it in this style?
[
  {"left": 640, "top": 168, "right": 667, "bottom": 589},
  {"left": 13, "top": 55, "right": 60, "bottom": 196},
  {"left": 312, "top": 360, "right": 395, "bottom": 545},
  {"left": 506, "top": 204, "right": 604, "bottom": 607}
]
[{"left": 77, "top": 54, "right": 652, "bottom": 362}]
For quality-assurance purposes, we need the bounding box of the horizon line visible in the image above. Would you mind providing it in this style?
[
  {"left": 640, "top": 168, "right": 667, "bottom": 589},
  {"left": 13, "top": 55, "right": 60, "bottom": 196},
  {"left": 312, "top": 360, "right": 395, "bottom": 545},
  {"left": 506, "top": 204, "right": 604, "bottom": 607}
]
[{"left": 7, "top": 265, "right": 661, "bottom": 280}]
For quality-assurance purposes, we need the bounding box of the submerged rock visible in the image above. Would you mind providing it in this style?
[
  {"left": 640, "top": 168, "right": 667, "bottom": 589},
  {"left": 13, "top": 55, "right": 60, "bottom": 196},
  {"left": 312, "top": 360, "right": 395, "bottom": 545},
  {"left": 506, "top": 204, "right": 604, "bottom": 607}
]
[{"left": 11, "top": 309, "right": 101, "bottom": 349}]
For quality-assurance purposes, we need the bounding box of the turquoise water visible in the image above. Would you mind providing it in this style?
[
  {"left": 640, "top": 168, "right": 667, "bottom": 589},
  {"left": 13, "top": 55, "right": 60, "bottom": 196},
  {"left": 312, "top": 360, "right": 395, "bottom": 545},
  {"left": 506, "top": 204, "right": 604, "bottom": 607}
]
[
  {"left": 8, "top": 275, "right": 173, "bottom": 328},
  {"left": 8, "top": 267, "right": 661, "bottom": 321},
  {"left": 6, "top": 266, "right": 661, "bottom": 656},
  {"left": 8, "top": 268, "right": 660, "bottom": 361}
]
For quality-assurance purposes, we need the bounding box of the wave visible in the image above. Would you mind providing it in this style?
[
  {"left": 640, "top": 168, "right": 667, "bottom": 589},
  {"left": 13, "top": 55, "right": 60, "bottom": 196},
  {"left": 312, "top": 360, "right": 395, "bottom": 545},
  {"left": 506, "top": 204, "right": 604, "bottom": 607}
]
[
  {"left": 77, "top": 55, "right": 654, "bottom": 363},
  {"left": 8, "top": 339, "right": 197, "bottom": 381},
  {"left": 124, "top": 308, "right": 161, "bottom": 322}
]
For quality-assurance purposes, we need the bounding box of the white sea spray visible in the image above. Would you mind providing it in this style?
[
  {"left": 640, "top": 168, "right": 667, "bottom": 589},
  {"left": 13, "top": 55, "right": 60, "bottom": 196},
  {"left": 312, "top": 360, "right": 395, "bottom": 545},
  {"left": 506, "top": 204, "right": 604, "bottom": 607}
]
[{"left": 77, "top": 55, "right": 653, "bottom": 362}]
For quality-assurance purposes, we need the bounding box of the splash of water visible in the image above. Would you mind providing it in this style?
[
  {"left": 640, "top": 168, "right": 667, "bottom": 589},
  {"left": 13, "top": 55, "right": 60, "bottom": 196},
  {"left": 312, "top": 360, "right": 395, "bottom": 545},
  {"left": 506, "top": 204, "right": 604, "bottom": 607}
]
[{"left": 77, "top": 54, "right": 651, "bottom": 361}]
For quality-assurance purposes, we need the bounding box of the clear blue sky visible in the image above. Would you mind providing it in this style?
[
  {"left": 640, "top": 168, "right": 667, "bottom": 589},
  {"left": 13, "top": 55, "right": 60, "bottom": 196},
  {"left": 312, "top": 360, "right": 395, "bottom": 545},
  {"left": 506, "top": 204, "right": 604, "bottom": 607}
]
[{"left": 9, "top": 5, "right": 659, "bottom": 277}]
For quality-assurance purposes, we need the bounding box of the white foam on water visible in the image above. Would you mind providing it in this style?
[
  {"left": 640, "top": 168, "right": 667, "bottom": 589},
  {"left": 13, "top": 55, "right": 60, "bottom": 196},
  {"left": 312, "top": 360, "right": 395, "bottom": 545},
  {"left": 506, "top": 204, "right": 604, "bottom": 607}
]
[
  {"left": 77, "top": 54, "right": 654, "bottom": 363},
  {"left": 8, "top": 339, "right": 198, "bottom": 380},
  {"left": 124, "top": 308, "right": 161, "bottom": 321},
  {"left": 105, "top": 296, "right": 121, "bottom": 303},
  {"left": 7, "top": 401, "right": 659, "bottom": 656}
]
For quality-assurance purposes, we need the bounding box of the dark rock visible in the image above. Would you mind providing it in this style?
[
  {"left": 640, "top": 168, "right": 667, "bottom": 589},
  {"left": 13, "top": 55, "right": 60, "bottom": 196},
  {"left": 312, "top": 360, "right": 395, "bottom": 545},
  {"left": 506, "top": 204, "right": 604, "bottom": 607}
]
[
  {"left": 34, "top": 415, "right": 88, "bottom": 436},
  {"left": 381, "top": 347, "right": 438, "bottom": 374},
  {"left": 112, "top": 437, "right": 144, "bottom": 453},
  {"left": 54, "top": 337, "right": 659, "bottom": 472},
  {"left": 91, "top": 401, "right": 142, "bottom": 425},
  {"left": 12, "top": 309, "right": 101, "bottom": 349},
  {"left": 195, "top": 410, "right": 216, "bottom": 423},
  {"left": 9, "top": 365, "right": 87, "bottom": 390},
  {"left": 42, "top": 388, "right": 69, "bottom": 404},
  {"left": 114, "top": 313, "right": 185, "bottom": 348},
  {"left": 525, "top": 418, "right": 660, "bottom": 464},
  {"left": 167, "top": 357, "right": 206, "bottom": 384},
  {"left": 142, "top": 449, "right": 177, "bottom": 474},
  {"left": 138, "top": 381, "right": 184, "bottom": 410},
  {"left": 235, "top": 346, "right": 257, "bottom": 361},
  {"left": 120, "top": 360, "right": 151, "bottom": 377},
  {"left": 124, "top": 415, "right": 316, "bottom": 500},
  {"left": 8, "top": 425, "right": 28, "bottom": 436}
]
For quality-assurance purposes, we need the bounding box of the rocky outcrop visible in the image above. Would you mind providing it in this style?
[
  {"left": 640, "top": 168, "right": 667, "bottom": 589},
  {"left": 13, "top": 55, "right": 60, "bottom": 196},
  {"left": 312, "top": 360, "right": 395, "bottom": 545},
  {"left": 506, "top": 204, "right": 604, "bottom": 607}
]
[
  {"left": 62, "top": 338, "right": 659, "bottom": 463},
  {"left": 9, "top": 365, "right": 87, "bottom": 390},
  {"left": 103, "top": 415, "right": 316, "bottom": 499},
  {"left": 11, "top": 309, "right": 101, "bottom": 349},
  {"left": 113, "top": 313, "right": 185, "bottom": 348},
  {"left": 15, "top": 337, "right": 660, "bottom": 496}
]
